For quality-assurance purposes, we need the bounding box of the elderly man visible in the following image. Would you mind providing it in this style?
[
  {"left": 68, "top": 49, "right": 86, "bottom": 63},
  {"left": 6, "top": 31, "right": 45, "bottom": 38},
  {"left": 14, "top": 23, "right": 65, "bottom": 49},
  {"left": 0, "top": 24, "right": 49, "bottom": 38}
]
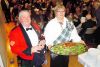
[{"left": 9, "top": 10, "right": 45, "bottom": 67}]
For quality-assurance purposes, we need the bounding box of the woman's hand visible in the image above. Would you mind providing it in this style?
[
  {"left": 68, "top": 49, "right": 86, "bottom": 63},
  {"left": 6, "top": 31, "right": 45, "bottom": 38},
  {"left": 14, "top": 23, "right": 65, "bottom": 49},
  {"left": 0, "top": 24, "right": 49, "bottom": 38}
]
[{"left": 47, "top": 45, "right": 52, "bottom": 50}]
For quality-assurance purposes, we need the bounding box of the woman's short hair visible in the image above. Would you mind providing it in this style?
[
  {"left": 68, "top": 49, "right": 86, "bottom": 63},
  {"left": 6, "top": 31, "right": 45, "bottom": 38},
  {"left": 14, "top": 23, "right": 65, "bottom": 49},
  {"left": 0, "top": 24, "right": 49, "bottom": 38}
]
[{"left": 54, "top": 4, "right": 65, "bottom": 13}]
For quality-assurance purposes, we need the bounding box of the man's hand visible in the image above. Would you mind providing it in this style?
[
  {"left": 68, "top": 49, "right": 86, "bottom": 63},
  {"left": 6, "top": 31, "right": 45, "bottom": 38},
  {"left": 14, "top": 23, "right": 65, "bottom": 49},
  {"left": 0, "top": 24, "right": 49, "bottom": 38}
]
[
  {"left": 31, "top": 40, "right": 46, "bottom": 53},
  {"left": 31, "top": 46, "right": 42, "bottom": 53},
  {"left": 38, "top": 40, "right": 46, "bottom": 49}
]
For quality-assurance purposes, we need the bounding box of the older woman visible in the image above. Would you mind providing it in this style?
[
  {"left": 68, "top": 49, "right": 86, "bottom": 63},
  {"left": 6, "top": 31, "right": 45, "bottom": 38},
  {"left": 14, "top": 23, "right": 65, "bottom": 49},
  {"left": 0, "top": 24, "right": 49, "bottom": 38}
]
[{"left": 44, "top": 4, "right": 83, "bottom": 67}]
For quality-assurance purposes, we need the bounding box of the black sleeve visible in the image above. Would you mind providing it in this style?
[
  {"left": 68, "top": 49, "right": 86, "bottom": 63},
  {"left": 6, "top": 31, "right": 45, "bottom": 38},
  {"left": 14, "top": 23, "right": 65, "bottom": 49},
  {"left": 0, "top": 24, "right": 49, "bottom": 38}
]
[{"left": 23, "top": 47, "right": 32, "bottom": 56}]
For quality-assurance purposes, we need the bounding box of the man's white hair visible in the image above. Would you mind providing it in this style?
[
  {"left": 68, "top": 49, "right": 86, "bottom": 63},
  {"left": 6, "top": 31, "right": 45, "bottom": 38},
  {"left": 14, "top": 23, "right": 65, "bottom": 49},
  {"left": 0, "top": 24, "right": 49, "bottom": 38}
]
[{"left": 18, "top": 10, "right": 30, "bottom": 20}]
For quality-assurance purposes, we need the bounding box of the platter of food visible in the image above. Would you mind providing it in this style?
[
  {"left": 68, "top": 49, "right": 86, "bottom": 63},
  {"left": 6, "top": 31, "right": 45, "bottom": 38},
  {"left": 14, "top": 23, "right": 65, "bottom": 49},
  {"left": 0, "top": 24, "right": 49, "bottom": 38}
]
[{"left": 50, "top": 42, "right": 87, "bottom": 55}]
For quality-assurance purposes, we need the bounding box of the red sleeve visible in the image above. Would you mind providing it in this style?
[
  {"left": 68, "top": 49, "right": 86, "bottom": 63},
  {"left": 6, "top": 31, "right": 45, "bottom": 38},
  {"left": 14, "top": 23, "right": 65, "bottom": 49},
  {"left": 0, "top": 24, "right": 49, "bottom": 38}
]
[{"left": 9, "top": 30, "right": 33, "bottom": 60}]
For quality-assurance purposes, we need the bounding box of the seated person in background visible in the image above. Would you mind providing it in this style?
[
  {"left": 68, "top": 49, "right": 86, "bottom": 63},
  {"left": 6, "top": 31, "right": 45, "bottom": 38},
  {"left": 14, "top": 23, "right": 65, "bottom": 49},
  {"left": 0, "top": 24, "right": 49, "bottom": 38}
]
[
  {"left": 9, "top": 10, "right": 46, "bottom": 67},
  {"left": 79, "top": 13, "right": 96, "bottom": 44},
  {"left": 44, "top": 4, "right": 84, "bottom": 67}
]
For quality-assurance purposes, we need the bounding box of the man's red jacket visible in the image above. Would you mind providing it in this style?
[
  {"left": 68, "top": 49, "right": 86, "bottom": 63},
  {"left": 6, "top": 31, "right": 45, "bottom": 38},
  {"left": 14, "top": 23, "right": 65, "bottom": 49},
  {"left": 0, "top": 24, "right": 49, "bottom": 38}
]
[{"left": 9, "top": 22, "right": 41, "bottom": 60}]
